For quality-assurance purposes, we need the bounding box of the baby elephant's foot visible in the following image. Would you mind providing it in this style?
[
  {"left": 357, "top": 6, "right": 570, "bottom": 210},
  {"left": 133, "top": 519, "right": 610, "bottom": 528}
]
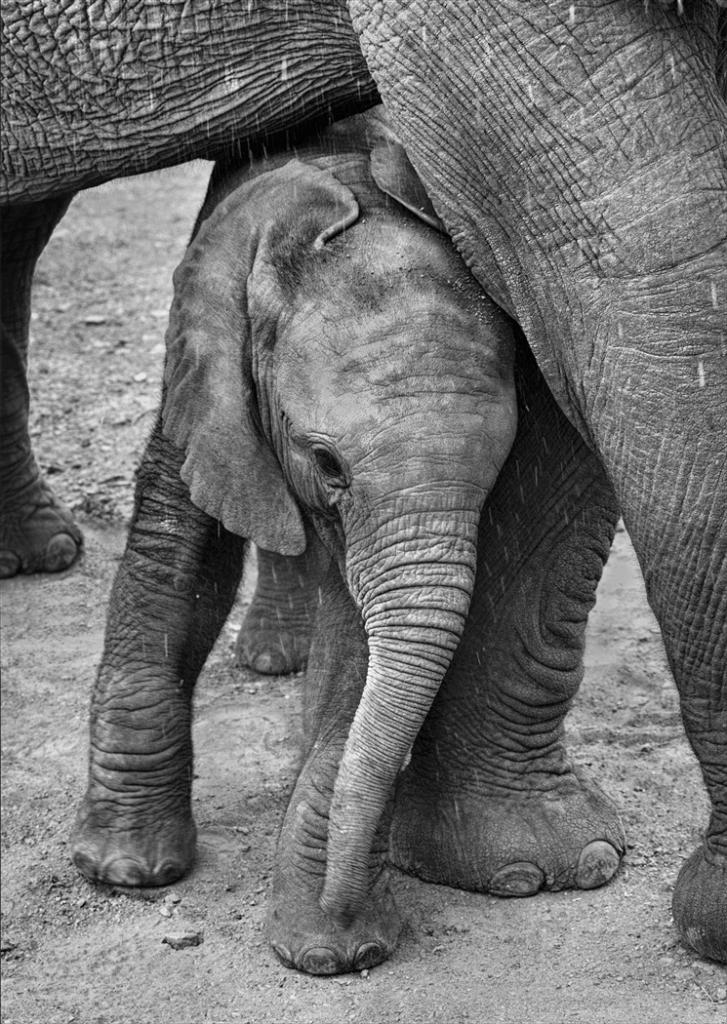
[
  {"left": 71, "top": 794, "right": 196, "bottom": 887},
  {"left": 235, "top": 545, "right": 322, "bottom": 675},
  {"left": 235, "top": 608, "right": 312, "bottom": 676},
  {"left": 0, "top": 479, "right": 82, "bottom": 577},
  {"left": 672, "top": 844, "right": 727, "bottom": 963},
  {"left": 267, "top": 870, "right": 401, "bottom": 976},
  {"left": 391, "top": 768, "right": 625, "bottom": 896}
]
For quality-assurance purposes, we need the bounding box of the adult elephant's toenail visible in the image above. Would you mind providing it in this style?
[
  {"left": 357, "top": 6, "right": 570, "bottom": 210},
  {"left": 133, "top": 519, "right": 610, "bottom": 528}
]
[
  {"left": 576, "top": 840, "right": 621, "bottom": 889},
  {"left": 0, "top": 550, "right": 21, "bottom": 578},
  {"left": 270, "top": 942, "right": 295, "bottom": 969},
  {"left": 353, "top": 941, "right": 387, "bottom": 971},
  {"left": 299, "top": 946, "right": 342, "bottom": 975},
  {"left": 44, "top": 533, "right": 80, "bottom": 572},
  {"left": 489, "top": 861, "right": 544, "bottom": 896}
]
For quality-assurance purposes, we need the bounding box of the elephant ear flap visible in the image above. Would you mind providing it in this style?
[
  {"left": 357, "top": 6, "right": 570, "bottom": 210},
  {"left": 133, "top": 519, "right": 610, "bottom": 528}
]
[
  {"left": 370, "top": 140, "right": 445, "bottom": 232},
  {"left": 162, "top": 162, "right": 360, "bottom": 554},
  {"left": 162, "top": 209, "right": 305, "bottom": 553}
]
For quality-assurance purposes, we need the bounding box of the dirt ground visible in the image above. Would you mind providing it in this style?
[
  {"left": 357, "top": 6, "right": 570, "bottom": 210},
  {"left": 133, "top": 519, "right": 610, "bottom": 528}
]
[{"left": 2, "top": 165, "right": 726, "bottom": 1024}]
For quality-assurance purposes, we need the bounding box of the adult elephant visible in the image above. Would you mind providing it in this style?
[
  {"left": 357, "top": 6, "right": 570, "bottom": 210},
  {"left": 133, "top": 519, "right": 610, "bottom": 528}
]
[
  {"left": 0, "top": 0, "right": 379, "bottom": 575},
  {"left": 2, "top": 0, "right": 725, "bottom": 964}
]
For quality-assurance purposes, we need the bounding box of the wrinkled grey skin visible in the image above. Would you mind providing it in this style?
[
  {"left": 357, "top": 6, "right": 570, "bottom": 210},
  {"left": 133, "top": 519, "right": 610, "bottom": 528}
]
[
  {"left": 3, "top": 0, "right": 725, "bottom": 965},
  {"left": 234, "top": 542, "right": 324, "bottom": 676},
  {"left": 71, "top": 110, "right": 530, "bottom": 974},
  {"left": 0, "top": 0, "right": 378, "bottom": 576},
  {"left": 348, "top": 1, "right": 727, "bottom": 966}
]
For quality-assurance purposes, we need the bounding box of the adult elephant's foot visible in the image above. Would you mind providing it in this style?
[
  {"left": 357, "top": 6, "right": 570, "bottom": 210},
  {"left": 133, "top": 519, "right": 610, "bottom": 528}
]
[
  {"left": 267, "top": 868, "right": 401, "bottom": 976},
  {"left": 0, "top": 473, "right": 82, "bottom": 577},
  {"left": 390, "top": 767, "right": 625, "bottom": 895},
  {"left": 672, "top": 844, "right": 727, "bottom": 963},
  {"left": 71, "top": 793, "right": 196, "bottom": 887}
]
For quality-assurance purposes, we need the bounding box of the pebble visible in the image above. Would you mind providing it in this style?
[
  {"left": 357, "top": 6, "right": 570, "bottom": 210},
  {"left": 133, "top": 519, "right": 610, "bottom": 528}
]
[{"left": 162, "top": 927, "right": 204, "bottom": 950}]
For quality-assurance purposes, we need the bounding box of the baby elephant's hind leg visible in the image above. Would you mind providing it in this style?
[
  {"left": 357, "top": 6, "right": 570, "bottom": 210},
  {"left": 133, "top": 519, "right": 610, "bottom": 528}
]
[
  {"left": 391, "top": 342, "right": 625, "bottom": 896},
  {"left": 235, "top": 541, "right": 328, "bottom": 675}
]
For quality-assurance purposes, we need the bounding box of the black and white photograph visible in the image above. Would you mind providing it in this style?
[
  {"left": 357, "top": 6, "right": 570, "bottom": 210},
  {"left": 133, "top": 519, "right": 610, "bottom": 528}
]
[{"left": 2, "top": 2, "right": 726, "bottom": 1021}]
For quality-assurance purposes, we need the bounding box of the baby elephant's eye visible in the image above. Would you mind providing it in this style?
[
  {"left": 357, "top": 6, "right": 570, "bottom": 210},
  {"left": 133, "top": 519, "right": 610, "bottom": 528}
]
[{"left": 311, "top": 445, "right": 348, "bottom": 486}]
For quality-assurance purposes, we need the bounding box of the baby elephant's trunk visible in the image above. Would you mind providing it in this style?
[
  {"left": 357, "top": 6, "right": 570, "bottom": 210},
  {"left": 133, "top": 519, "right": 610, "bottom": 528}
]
[{"left": 321, "top": 487, "right": 489, "bottom": 920}]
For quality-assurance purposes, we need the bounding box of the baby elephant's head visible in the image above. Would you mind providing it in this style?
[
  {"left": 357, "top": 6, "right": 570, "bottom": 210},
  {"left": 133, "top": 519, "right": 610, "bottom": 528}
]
[
  {"left": 162, "top": 131, "right": 518, "bottom": 924},
  {"left": 163, "top": 142, "right": 516, "bottom": 562}
]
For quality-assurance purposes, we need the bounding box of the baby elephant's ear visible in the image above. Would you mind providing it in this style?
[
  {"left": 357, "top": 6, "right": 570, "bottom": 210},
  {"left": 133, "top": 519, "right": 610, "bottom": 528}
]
[
  {"left": 370, "top": 140, "right": 445, "bottom": 232},
  {"left": 162, "top": 162, "right": 359, "bottom": 554}
]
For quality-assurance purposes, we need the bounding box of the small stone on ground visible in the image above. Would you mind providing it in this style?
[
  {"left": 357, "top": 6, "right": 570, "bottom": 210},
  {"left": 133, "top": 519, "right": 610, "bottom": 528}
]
[{"left": 162, "top": 927, "right": 204, "bottom": 950}]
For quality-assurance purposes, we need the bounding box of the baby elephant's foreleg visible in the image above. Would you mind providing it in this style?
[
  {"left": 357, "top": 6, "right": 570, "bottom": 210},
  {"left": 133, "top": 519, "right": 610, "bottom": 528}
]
[{"left": 72, "top": 415, "right": 245, "bottom": 887}]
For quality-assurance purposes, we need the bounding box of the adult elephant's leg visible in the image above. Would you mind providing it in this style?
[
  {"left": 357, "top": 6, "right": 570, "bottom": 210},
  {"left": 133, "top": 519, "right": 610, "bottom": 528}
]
[
  {"left": 391, "top": 341, "right": 625, "bottom": 894},
  {"left": 235, "top": 540, "right": 329, "bottom": 675},
  {"left": 71, "top": 414, "right": 244, "bottom": 886},
  {"left": 0, "top": 195, "right": 82, "bottom": 576},
  {"left": 267, "top": 562, "right": 401, "bottom": 976},
  {"left": 597, "top": 317, "right": 727, "bottom": 964}
]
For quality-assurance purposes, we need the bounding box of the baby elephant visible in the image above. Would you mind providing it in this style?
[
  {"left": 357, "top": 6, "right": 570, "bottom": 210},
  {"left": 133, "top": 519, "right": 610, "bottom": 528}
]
[{"left": 72, "top": 109, "right": 625, "bottom": 975}]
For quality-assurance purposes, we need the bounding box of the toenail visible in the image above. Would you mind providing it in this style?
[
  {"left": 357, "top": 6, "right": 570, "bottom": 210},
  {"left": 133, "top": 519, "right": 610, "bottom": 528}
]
[
  {"left": 353, "top": 941, "right": 386, "bottom": 971},
  {"left": 103, "top": 857, "right": 149, "bottom": 886},
  {"left": 271, "top": 942, "right": 294, "bottom": 969},
  {"left": 489, "top": 861, "right": 545, "bottom": 896},
  {"left": 71, "top": 849, "right": 102, "bottom": 883},
  {"left": 45, "top": 533, "right": 79, "bottom": 572},
  {"left": 576, "top": 840, "right": 621, "bottom": 889},
  {"left": 299, "top": 946, "right": 341, "bottom": 975},
  {"left": 0, "top": 551, "right": 22, "bottom": 578},
  {"left": 253, "top": 653, "right": 275, "bottom": 674},
  {"left": 153, "top": 859, "right": 188, "bottom": 885}
]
